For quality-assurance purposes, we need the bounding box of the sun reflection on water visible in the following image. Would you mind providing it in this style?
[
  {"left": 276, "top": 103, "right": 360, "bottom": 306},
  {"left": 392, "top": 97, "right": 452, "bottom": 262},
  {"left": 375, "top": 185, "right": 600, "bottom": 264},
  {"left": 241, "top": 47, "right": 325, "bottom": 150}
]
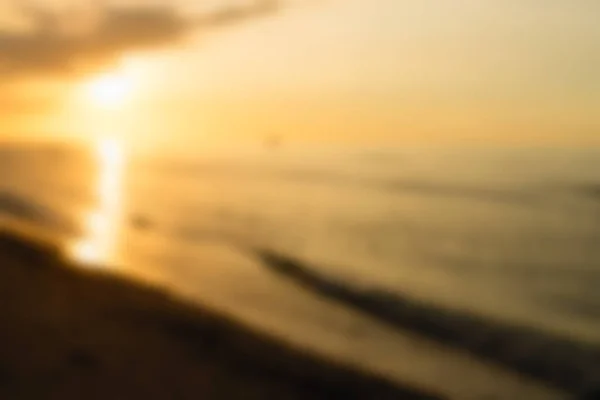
[{"left": 70, "top": 138, "right": 124, "bottom": 266}]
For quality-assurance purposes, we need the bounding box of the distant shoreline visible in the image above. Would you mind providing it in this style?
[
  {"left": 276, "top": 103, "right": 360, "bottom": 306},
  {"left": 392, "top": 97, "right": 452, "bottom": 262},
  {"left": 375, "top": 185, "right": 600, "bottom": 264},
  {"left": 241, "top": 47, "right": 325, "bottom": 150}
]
[{"left": 0, "top": 230, "right": 440, "bottom": 399}]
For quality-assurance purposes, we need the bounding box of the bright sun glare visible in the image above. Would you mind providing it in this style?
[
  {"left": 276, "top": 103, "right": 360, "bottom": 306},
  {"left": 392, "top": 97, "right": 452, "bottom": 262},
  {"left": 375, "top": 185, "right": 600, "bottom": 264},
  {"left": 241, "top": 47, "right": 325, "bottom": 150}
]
[
  {"left": 85, "top": 72, "right": 131, "bottom": 108},
  {"left": 70, "top": 138, "right": 124, "bottom": 267}
]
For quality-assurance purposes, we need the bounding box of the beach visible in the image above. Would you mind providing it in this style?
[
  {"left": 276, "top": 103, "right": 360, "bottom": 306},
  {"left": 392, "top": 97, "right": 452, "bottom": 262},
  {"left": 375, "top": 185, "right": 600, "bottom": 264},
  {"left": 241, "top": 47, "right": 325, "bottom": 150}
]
[
  {"left": 2, "top": 0, "right": 599, "bottom": 396},
  {"left": 0, "top": 230, "right": 440, "bottom": 399},
  {"left": 4, "top": 144, "right": 600, "bottom": 398}
]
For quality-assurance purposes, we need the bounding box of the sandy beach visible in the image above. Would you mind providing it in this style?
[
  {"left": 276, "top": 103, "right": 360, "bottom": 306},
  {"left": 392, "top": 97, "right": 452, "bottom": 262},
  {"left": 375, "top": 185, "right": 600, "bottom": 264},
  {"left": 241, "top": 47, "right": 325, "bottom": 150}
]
[{"left": 0, "top": 230, "right": 442, "bottom": 399}]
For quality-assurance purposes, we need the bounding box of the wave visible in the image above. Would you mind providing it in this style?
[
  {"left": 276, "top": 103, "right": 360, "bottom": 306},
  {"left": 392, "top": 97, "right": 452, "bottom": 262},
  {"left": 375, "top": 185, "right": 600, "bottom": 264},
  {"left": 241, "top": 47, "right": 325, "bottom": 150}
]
[
  {"left": 274, "top": 169, "right": 535, "bottom": 205},
  {"left": 573, "top": 184, "right": 600, "bottom": 202},
  {"left": 251, "top": 248, "right": 600, "bottom": 395},
  {"left": 157, "top": 159, "right": 539, "bottom": 207},
  {"left": 0, "top": 191, "right": 78, "bottom": 235}
]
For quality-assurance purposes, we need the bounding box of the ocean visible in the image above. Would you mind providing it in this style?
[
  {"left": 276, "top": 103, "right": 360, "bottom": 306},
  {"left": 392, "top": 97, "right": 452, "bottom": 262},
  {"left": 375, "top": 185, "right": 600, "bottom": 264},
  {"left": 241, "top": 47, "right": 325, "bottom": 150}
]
[{"left": 2, "top": 142, "right": 599, "bottom": 398}]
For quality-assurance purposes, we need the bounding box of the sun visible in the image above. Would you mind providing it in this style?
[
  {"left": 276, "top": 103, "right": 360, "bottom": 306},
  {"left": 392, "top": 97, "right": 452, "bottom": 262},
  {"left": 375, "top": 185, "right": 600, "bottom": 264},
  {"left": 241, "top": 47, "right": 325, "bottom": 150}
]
[{"left": 85, "top": 72, "right": 131, "bottom": 108}]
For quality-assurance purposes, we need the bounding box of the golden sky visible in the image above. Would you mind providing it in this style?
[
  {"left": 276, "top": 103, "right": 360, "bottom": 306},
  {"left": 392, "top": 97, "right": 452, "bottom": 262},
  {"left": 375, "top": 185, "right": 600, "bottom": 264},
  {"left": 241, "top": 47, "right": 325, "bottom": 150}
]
[{"left": 1, "top": 0, "right": 599, "bottom": 150}]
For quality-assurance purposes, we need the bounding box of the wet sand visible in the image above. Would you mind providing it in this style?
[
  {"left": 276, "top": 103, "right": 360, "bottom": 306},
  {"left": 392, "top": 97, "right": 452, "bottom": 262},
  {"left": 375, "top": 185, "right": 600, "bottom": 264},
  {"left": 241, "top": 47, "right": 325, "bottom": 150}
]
[{"left": 0, "top": 231, "right": 440, "bottom": 399}]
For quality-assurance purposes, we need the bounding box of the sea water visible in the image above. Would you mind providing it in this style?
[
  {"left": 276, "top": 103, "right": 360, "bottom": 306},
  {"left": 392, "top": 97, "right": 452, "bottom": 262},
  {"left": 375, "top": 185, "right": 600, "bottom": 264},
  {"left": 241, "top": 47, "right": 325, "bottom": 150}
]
[{"left": 2, "top": 142, "right": 599, "bottom": 398}]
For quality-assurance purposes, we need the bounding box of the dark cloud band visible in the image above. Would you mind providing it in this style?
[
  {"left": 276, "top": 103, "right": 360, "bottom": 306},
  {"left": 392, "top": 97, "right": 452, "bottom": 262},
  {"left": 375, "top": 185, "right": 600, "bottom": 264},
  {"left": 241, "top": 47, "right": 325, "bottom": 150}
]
[{"left": 0, "top": 1, "right": 279, "bottom": 78}]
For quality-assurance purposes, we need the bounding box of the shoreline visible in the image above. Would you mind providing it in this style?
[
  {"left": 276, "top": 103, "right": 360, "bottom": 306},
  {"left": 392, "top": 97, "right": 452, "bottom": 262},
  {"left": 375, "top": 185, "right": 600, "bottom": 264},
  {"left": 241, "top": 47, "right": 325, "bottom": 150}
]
[
  {"left": 254, "top": 249, "right": 600, "bottom": 396},
  {"left": 0, "top": 230, "right": 440, "bottom": 399}
]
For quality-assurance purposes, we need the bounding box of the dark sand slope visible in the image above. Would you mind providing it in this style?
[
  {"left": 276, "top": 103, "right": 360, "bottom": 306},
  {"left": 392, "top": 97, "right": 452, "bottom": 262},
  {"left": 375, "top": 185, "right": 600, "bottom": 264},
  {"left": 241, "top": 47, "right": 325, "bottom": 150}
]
[
  {"left": 254, "top": 249, "right": 600, "bottom": 397},
  {"left": 0, "top": 232, "right": 441, "bottom": 400}
]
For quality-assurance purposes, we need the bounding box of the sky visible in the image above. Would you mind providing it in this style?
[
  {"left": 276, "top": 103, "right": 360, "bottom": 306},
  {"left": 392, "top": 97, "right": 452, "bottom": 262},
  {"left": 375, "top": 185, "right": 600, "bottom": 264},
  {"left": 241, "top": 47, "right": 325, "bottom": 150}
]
[{"left": 0, "top": 0, "right": 599, "bottom": 151}]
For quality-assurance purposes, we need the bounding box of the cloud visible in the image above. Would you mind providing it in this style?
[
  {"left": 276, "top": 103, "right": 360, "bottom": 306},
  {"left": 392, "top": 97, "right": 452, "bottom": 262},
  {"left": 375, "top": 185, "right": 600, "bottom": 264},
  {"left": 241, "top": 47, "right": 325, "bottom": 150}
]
[{"left": 0, "top": 1, "right": 280, "bottom": 78}]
